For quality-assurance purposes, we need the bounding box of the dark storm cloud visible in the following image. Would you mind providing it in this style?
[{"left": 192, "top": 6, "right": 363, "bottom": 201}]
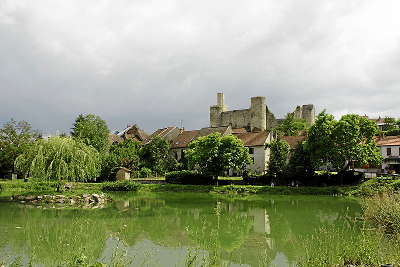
[{"left": 1, "top": 0, "right": 400, "bottom": 134}]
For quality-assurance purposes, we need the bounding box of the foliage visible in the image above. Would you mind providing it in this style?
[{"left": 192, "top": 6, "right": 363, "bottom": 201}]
[
  {"left": 101, "top": 139, "right": 141, "bottom": 180},
  {"left": 267, "top": 139, "right": 290, "bottom": 179},
  {"left": 363, "top": 192, "right": 400, "bottom": 234},
  {"left": 138, "top": 167, "right": 152, "bottom": 178},
  {"left": 287, "top": 141, "right": 314, "bottom": 179},
  {"left": 186, "top": 133, "right": 251, "bottom": 178},
  {"left": 275, "top": 113, "right": 307, "bottom": 136},
  {"left": 14, "top": 137, "right": 101, "bottom": 182},
  {"left": 101, "top": 180, "right": 141, "bottom": 192},
  {"left": 0, "top": 119, "right": 39, "bottom": 174},
  {"left": 308, "top": 112, "right": 383, "bottom": 172},
  {"left": 165, "top": 170, "right": 214, "bottom": 185},
  {"left": 71, "top": 114, "right": 110, "bottom": 153},
  {"left": 140, "top": 136, "right": 177, "bottom": 175},
  {"left": 298, "top": 227, "right": 400, "bottom": 267}
]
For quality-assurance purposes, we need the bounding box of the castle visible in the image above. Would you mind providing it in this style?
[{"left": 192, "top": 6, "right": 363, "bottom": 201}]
[
  {"left": 210, "top": 93, "right": 315, "bottom": 132},
  {"left": 112, "top": 93, "right": 316, "bottom": 175}
]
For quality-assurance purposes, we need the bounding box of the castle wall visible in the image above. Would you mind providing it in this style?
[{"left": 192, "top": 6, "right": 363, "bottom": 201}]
[
  {"left": 250, "top": 97, "right": 267, "bottom": 131},
  {"left": 220, "top": 109, "right": 251, "bottom": 129},
  {"left": 210, "top": 93, "right": 315, "bottom": 131}
]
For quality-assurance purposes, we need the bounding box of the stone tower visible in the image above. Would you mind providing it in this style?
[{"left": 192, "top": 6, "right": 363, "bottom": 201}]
[
  {"left": 210, "top": 93, "right": 227, "bottom": 127},
  {"left": 293, "top": 104, "right": 315, "bottom": 125},
  {"left": 250, "top": 96, "right": 267, "bottom": 132},
  {"left": 301, "top": 104, "right": 315, "bottom": 125}
]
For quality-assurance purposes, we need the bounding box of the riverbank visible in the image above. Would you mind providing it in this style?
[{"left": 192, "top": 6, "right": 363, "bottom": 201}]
[{"left": 0, "top": 180, "right": 358, "bottom": 200}]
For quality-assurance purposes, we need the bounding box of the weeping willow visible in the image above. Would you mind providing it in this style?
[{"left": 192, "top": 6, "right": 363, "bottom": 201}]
[{"left": 15, "top": 136, "right": 101, "bottom": 181}]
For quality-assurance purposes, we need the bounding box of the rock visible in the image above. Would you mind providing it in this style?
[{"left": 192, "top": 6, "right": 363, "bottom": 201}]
[
  {"left": 25, "top": 195, "right": 36, "bottom": 201},
  {"left": 64, "top": 183, "right": 73, "bottom": 190},
  {"left": 92, "top": 194, "right": 100, "bottom": 203}
]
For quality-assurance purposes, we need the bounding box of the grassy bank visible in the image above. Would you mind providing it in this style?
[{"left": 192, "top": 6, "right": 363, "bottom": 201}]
[{"left": 0, "top": 180, "right": 358, "bottom": 198}]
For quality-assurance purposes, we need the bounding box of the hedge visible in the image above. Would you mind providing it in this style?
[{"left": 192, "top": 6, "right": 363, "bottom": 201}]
[
  {"left": 165, "top": 170, "right": 214, "bottom": 185},
  {"left": 101, "top": 181, "right": 141, "bottom": 191}
]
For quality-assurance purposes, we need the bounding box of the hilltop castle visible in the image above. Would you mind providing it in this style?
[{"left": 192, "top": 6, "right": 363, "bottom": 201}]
[{"left": 210, "top": 93, "right": 315, "bottom": 132}]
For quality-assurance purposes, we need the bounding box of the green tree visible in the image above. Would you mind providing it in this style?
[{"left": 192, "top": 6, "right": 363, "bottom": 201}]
[
  {"left": 275, "top": 113, "right": 307, "bottom": 136},
  {"left": 140, "top": 136, "right": 176, "bottom": 175},
  {"left": 71, "top": 114, "right": 110, "bottom": 153},
  {"left": 102, "top": 139, "right": 141, "bottom": 180},
  {"left": 0, "top": 119, "right": 39, "bottom": 174},
  {"left": 267, "top": 139, "right": 290, "bottom": 179},
  {"left": 186, "top": 133, "right": 251, "bottom": 178},
  {"left": 287, "top": 141, "right": 314, "bottom": 178},
  {"left": 308, "top": 112, "right": 383, "bottom": 173},
  {"left": 15, "top": 137, "right": 101, "bottom": 181}
]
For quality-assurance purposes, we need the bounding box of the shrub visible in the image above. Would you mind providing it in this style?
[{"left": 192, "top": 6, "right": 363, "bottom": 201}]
[
  {"left": 363, "top": 192, "right": 400, "bottom": 234},
  {"left": 138, "top": 167, "right": 152, "bottom": 178},
  {"left": 101, "top": 181, "right": 141, "bottom": 192},
  {"left": 165, "top": 170, "right": 214, "bottom": 185},
  {"left": 0, "top": 183, "right": 2, "bottom": 192}
]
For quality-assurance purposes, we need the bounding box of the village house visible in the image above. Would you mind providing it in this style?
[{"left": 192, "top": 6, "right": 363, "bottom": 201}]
[
  {"left": 112, "top": 93, "right": 315, "bottom": 175},
  {"left": 376, "top": 136, "right": 400, "bottom": 174},
  {"left": 167, "top": 125, "right": 273, "bottom": 174}
]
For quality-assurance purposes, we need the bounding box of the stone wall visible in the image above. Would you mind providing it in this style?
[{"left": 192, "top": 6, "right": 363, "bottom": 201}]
[{"left": 210, "top": 94, "right": 267, "bottom": 131}]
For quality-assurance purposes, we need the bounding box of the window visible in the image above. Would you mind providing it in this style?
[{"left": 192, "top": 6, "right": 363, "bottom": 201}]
[
  {"left": 387, "top": 147, "right": 392, "bottom": 156},
  {"left": 249, "top": 148, "right": 254, "bottom": 154}
]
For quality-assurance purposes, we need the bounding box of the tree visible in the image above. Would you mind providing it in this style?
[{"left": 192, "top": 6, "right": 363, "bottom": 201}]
[
  {"left": 275, "top": 113, "right": 307, "bottom": 136},
  {"left": 71, "top": 114, "right": 110, "bottom": 153},
  {"left": 0, "top": 119, "right": 39, "bottom": 174},
  {"left": 186, "top": 133, "right": 251, "bottom": 178},
  {"left": 102, "top": 139, "right": 141, "bottom": 180},
  {"left": 140, "top": 136, "right": 177, "bottom": 175},
  {"left": 15, "top": 137, "right": 101, "bottom": 181},
  {"left": 287, "top": 141, "right": 314, "bottom": 178},
  {"left": 308, "top": 112, "right": 383, "bottom": 173},
  {"left": 307, "top": 111, "right": 336, "bottom": 169},
  {"left": 267, "top": 139, "right": 290, "bottom": 179}
]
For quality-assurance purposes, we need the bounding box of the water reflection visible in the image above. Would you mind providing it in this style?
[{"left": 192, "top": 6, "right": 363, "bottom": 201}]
[{"left": 0, "top": 193, "right": 361, "bottom": 266}]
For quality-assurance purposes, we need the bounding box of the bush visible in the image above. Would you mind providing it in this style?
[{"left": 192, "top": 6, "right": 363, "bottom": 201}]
[
  {"left": 101, "top": 181, "right": 141, "bottom": 192},
  {"left": 0, "top": 183, "right": 2, "bottom": 192},
  {"left": 363, "top": 192, "right": 400, "bottom": 234},
  {"left": 165, "top": 170, "right": 214, "bottom": 185},
  {"left": 138, "top": 167, "right": 152, "bottom": 178}
]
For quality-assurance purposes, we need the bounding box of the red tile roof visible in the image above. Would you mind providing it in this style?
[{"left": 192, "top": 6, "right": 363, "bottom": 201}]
[
  {"left": 171, "top": 130, "right": 200, "bottom": 148},
  {"left": 376, "top": 136, "right": 400, "bottom": 146},
  {"left": 171, "top": 126, "right": 232, "bottom": 149},
  {"left": 281, "top": 136, "right": 306, "bottom": 149},
  {"left": 233, "top": 131, "right": 269, "bottom": 147}
]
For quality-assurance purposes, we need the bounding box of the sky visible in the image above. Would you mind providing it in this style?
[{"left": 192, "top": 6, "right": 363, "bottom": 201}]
[{"left": 1, "top": 0, "right": 400, "bottom": 135}]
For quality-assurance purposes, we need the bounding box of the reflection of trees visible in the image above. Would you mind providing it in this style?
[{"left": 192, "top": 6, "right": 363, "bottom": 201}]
[{"left": 0, "top": 193, "right": 363, "bottom": 266}]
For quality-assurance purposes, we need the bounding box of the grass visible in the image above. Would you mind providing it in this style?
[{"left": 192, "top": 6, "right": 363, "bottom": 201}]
[
  {"left": 297, "top": 227, "right": 400, "bottom": 267},
  {"left": 348, "top": 178, "right": 400, "bottom": 196},
  {"left": 363, "top": 192, "right": 400, "bottom": 235}
]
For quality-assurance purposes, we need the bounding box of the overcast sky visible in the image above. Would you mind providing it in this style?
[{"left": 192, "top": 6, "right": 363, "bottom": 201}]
[{"left": 1, "top": 0, "right": 400, "bottom": 134}]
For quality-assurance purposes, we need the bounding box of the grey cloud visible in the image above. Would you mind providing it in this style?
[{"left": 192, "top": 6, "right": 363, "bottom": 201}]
[{"left": 1, "top": 0, "right": 400, "bottom": 134}]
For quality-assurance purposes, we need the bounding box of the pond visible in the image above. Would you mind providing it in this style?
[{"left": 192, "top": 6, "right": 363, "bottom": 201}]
[{"left": 0, "top": 193, "right": 362, "bottom": 266}]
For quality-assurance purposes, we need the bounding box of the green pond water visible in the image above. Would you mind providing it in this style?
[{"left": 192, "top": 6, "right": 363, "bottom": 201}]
[{"left": 0, "top": 193, "right": 362, "bottom": 267}]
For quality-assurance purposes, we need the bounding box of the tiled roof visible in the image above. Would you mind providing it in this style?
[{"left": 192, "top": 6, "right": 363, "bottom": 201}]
[
  {"left": 149, "top": 127, "right": 176, "bottom": 139},
  {"left": 281, "top": 136, "right": 306, "bottom": 149},
  {"left": 231, "top": 128, "right": 248, "bottom": 134},
  {"left": 376, "top": 136, "right": 400, "bottom": 146},
  {"left": 171, "top": 126, "right": 232, "bottom": 149},
  {"left": 233, "top": 131, "right": 269, "bottom": 147},
  {"left": 109, "top": 134, "right": 123, "bottom": 144},
  {"left": 171, "top": 130, "right": 200, "bottom": 148},
  {"left": 117, "top": 124, "right": 149, "bottom": 142}
]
